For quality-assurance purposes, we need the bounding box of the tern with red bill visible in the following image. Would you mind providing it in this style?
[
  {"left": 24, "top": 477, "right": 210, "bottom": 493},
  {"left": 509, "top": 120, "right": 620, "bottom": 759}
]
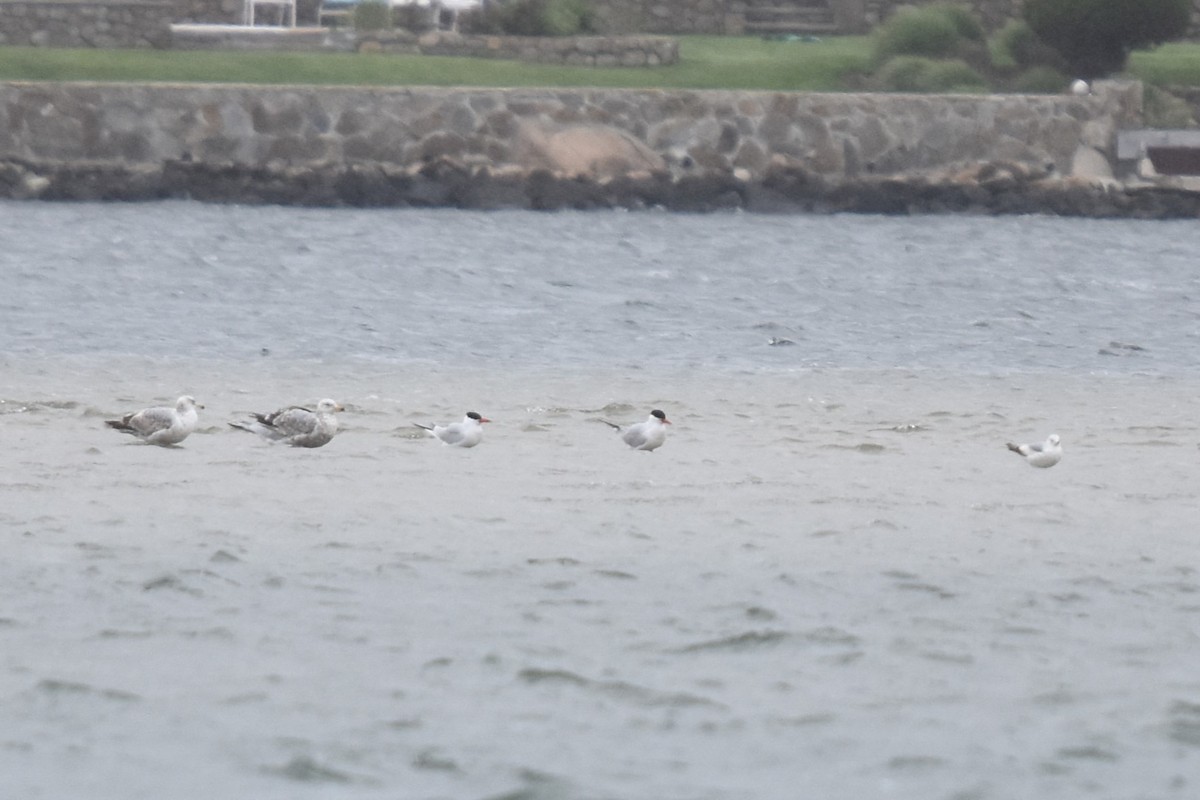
[
  {"left": 415, "top": 411, "right": 490, "bottom": 448},
  {"left": 603, "top": 409, "right": 671, "bottom": 452}
]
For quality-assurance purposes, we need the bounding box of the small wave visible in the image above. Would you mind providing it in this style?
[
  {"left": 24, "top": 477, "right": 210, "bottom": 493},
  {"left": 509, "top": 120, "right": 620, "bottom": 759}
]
[
  {"left": 675, "top": 630, "right": 788, "bottom": 653},
  {"left": 34, "top": 679, "right": 139, "bottom": 702},
  {"left": 518, "top": 668, "right": 721, "bottom": 708},
  {"left": 265, "top": 755, "right": 355, "bottom": 784}
]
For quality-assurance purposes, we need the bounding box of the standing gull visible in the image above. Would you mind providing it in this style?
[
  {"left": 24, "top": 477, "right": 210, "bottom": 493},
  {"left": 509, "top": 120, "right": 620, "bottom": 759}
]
[
  {"left": 415, "top": 411, "right": 490, "bottom": 448},
  {"left": 1006, "top": 433, "right": 1062, "bottom": 468},
  {"left": 105, "top": 395, "right": 203, "bottom": 447},
  {"left": 603, "top": 409, "right": 671, "bottom": 452},
  {"left": 230, "top": 399, "right": 344, "bottom": 448}
]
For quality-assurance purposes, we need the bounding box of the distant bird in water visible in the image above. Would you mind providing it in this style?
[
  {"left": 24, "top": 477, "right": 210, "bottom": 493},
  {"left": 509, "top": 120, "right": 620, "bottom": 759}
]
[
  {"left": 1006, "top": 433, "right": 1062, "bottom": 468},
  {"left": 603, "top": 409, "right": 671, "bottom": 452},
  {"left": 106, "top": 395, "right": 203, "bottom": 447},
  {"left": 415, "top": 411, "right": 490, "bottom": 448},
  {"left": 230, "top": 399, "right": 344, "bottom": 448}
]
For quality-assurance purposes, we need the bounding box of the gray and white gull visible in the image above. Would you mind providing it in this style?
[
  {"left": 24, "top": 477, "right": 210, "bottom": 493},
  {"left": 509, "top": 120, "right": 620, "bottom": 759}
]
[
  {"left": 1006, "top": 433, "right": 1062, "bottom": 468},
  {"left": 106, "top": 395, "right": 203, "bottom": 447}
]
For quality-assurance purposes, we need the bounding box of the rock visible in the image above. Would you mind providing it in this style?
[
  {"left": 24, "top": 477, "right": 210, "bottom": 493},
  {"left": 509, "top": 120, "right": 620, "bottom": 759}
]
[
  {"left": 1071, "top": 145, "right": 1115, "bottom": 182},
  {"left": 516, "top": 122, "right": 665, "bottom": 179}
]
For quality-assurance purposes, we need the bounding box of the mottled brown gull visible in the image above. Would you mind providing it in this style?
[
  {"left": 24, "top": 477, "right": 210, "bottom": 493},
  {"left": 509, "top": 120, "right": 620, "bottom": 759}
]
[{"left": 230, "top": 399, "right": 343, "bottom": 448}]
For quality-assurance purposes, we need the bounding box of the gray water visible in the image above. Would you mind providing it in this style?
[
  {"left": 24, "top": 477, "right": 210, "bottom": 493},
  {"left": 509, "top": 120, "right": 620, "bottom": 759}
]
[
  {"left": 2, "top": 202, "right": 1200, "bottom": 800},
  {"left": 4, "top": 203, "right": 1200, "bottom": 372}
]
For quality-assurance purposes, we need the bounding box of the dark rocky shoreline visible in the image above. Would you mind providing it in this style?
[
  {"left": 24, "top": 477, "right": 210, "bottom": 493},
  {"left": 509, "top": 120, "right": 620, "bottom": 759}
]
[{"left": 2, "top": 157, "right": 1198, "bottom": 218}]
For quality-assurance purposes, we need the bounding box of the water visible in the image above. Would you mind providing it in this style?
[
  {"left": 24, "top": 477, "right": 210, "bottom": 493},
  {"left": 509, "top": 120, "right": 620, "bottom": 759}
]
[
  {"left": 5, "top": 203, "right": 1200, "bottom": 372},
  {"left": 2, "top": 202, "right": 1199, "bottom": 800}
]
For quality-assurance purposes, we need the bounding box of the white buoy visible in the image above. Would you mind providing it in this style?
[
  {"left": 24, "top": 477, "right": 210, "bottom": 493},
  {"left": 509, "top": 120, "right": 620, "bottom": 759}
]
[{"left": 1070, "top": 79, "right": 1090, "bottom": 96}]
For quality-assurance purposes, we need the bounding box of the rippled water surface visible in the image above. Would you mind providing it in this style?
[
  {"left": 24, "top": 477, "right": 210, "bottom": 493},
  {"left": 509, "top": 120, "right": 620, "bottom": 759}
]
[
  {"left": 2, "top": 202, "right": 1199, "bottom": 800},
  {"left": 4, "top": 202, "right": 1200, "bottom": 371}
]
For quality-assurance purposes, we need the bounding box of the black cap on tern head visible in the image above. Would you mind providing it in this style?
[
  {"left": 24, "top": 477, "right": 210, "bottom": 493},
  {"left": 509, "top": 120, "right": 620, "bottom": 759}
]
[
  {"left": 467, "top": 411, "right": 482, "bottom": 420},
  {"left": 651, "top": 409, "right": 667, "bottom": 421}
]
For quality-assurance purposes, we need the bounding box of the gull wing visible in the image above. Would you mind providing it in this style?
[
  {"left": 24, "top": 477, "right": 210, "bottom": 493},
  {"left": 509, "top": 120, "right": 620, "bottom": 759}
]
[
  {"left": 262, "top": 407, "right": 318, "bottom": 438},
  {"left": 127, "top": 406, "right": 176, "bottom": 436}
]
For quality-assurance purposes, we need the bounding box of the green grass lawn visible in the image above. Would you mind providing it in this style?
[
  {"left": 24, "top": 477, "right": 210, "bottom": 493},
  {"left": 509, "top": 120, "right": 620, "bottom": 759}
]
[
  {"left": 0, "top": 36, "right": 869, "bottom": 90},
  {"left": 0, "top": 35, "right": 1196, "bottom": 90},
  {"left": 1128, "top": 42, "right": 1200, "bottom": 87}
]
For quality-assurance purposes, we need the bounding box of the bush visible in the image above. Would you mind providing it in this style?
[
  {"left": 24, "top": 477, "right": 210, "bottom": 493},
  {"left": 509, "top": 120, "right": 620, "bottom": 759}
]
[
  {"left": 936, "top": 3, "right": 986, "bottom": 44},
  {"left": 1010, "top": 65, "right": 1071, "bottom": 93},
  {"left": 353, "top": 0, "right": 392, "bottom": 31},
  {"left": 478, "top": 0, "right": 593, "bottom": 36},
  {"left": 394, "top": 3, "right": 437, "bottom": 32},
  {"left": 1143, "top": 85, "right": 1197, "bottom": 128},
  {"left": 1024, "top": 0, "right": 1192, "bottom": 79},
  {"left": 875, "top": 56, "right": 988, "bottom": 93},
  {"left": 993, "top": 19, "right": 1065, "bottom": 71},
  {"left": 872, "top": 4, "right": 991, "bottom": 73},
  {"left": 873, "top": 7, "right": 963, "bottom": 65}
]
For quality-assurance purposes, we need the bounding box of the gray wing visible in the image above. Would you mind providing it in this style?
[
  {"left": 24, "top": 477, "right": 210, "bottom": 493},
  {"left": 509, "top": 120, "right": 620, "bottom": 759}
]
[
  {"left": 128, "top": 407, "right": 177, "bottom": 436},
  {"left": 265, "top": 407, "right": 319, "bottom": 438},
  {"left": 437, "top": 423, "right": 467, "bottom": 446},
  {"left": 621, "top": 424, "right": 649, "bottom": 449}
]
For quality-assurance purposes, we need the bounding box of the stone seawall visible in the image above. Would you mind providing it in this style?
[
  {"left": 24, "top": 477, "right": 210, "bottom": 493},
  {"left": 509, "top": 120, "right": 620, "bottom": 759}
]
[
  {"left": 0, "top": 80, "right": 1173, "bottom": 217},
  {"left": 0, "top": 81, "right": 1140, "bottom": 178}
]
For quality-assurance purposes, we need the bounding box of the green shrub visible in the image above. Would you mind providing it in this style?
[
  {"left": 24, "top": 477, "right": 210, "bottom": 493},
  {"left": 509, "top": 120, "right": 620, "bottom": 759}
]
[
  {"left": 480, "top": 0, "right": 593, "bottom": 36},
  {"left": 353, "top": 0, "right": 392, "bottom": 31},
  {"left": 1143, "top": 85, "right": 1197, "bottom": 128},
  {"left": 873, "top": 7, "right": 962, "bottom": 65},
  {"left": 924, "top": 59, "right": 989, "bottom": 92},
  {"left": 935, "top": 3, "right": 985, "bottom": 44},
  {"left": 994, "top": 20, "right": 1035, "bottom": 67},
  {"left": 1024, "top": 0, "right": 1191, "bottom": 79},
  {"left": 394, "top": 3, "right": 437, "bottom": 32},
  {"left": 875, "top": 56, "right": 988, "bottom": 92},
  {"left": 1010, "top": 65, "right": 1070, "bottom": 93}
]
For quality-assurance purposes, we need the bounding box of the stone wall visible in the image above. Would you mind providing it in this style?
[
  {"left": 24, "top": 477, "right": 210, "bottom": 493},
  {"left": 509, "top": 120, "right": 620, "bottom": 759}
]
[
  {"left": 0, "top": 81, "right": 1140, "bottom": 180},
  {"left": 360, "top": 30, "right": 679, "bottom": 65},
  {"left": 0, "top": 0, "right": 175, "bottom": 47}
]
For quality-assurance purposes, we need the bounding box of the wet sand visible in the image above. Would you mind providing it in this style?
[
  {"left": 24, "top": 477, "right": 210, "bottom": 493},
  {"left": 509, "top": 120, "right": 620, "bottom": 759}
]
[{"left": 3, "top": 356, "right": 1199, "bottom": 799}]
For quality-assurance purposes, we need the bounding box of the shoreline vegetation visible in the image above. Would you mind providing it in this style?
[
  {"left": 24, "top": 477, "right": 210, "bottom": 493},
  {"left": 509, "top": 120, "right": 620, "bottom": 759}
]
[{"left": 0, "top": 37, "right": 1198, "bottom": 91}]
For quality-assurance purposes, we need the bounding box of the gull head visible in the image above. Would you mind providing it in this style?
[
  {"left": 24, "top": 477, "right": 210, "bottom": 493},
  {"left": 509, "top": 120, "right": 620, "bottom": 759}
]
[{"left": 317, "top": 399, "right": 344, "bottom": 413}]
